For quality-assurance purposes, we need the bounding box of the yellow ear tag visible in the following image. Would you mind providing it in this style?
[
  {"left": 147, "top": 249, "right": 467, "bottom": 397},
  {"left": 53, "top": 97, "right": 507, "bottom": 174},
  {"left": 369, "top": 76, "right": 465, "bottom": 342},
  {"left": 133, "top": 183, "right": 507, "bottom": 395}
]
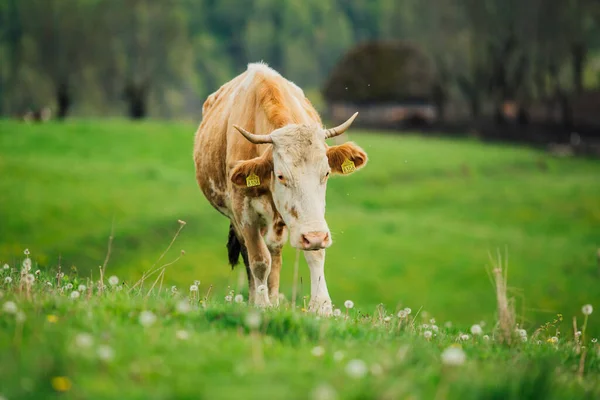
[
  {"left": 246, "top": 173, "right": 260, "bottom": 187},
  {"left": 341, "top": 158, "right": 356, "bottom": 174}
]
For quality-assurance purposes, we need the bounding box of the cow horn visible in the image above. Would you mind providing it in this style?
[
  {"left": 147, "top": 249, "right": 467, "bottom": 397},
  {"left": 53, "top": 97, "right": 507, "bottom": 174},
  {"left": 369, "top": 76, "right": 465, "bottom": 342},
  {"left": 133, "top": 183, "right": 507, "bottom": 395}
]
[
  {"left": 233, "top": 125, "right": 273, "bottom": 144},
  {"left": 324, "top": 112, "right": 358, "bottom": 139}
]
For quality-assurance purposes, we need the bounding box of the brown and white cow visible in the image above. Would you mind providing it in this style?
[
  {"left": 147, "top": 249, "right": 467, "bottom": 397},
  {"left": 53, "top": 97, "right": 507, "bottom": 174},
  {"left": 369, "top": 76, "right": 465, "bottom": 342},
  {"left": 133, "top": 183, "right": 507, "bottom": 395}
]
[{"left": 193, "top": 63, "right": 367, "bottom": 314}]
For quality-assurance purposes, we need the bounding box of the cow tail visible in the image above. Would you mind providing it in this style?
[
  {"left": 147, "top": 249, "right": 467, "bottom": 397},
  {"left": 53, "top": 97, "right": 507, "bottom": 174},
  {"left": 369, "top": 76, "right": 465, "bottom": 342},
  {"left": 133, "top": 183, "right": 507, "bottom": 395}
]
[{"left": 227, "top": 223, "right": 249, "bottom": 270}]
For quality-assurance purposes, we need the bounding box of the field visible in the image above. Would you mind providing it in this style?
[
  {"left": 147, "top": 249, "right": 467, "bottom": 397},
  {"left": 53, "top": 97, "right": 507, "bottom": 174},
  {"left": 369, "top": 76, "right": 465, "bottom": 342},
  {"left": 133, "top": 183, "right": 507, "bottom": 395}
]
[{"left": 0, "top": 119, "right": 599, "bottom": 398}]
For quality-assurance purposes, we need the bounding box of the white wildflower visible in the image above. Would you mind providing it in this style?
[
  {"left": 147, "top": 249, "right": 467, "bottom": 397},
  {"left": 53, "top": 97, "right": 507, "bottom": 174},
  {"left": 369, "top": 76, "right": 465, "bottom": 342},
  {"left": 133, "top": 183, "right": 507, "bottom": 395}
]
[
  {"left": 423, "top": 330, "right": 433, "bottom": 339},
  {"left": 333, "top": 351, "right": 344, "bottom": 362},
  {"left": 22, "top": 258, "right": 31, "bottom": 272},
  {"left": 460, "top": 334, "right": 470, "bottom": 341},
  {"left": 333, "top": 309, "right": 342, "bottom": 317},
  {"left": 582, "top": 304, "right": 593, "bottom": 316},
  {"left": 139, "top": 310, "right": 157, "bottom": 327},
  {"left": 24, "top": 249, "right": 30, "bottom": 255},
  {"left": 108, "top": 276, "right": 119, "bottom": 286},
  {"left": 225, "top": 295, "right": 233, "bottom": 302},
  {"left": 75, "top": 333, "right": 94, "bottom": 348},
  {"left": 97, "top": 345, "right": 114, "bottom": 361},
  {"left": 311, "top": 346, "right": 325, "bottom": 357},
  {"left": 517, "top": 329, "right": 527, "bottom": 338},
  {"left": 397, "top": 310, "right": 407, "bottom": 319},
  {"left": 176, "top": 300, "right": 191, "bottom": 314},
  {"left": 470, "top": 324, "right": 483, "bottom": 335},
  {"left": 344, "top": 300, "right": 354, "bottom": 309},
  {"left": 70, "top": 291, "right": 80, "bottom": 299},
  {"left": 245, "top": 311, "right": 261, "bottom": 329},
  {"left": 430, "top": 318, "right": 436, "bottom": 324},
  {"left": 16, "top": 311, "right": 26, "bottom": 322},
  {"left": 311, "top": 383, "right": 338, "bottom": 400},
  {"left": 175, "top": 330, "right": 190, "bottom": 340},
  {"left": 234, "top": 294, "right": 244, "bottom": 303},
  {"left": 441, "top": 346, "right": 466, "bottom": 366},
  {"left": 4, "top": 277, "right": 12, "bottom": 284},
  {"left": 78, "top": 284, "right": 87, "bottom": 292},
  {"left": 65, "top": 283, "right": 73, "bottom": 290},
  {"left": 189, "top": 284, "right": 198, "bottom": 292},
  {"left": 404, "top": 307, "right": 411, "bottom": 315},
  {"left": 345, "top": 359, "right": 367, "bottom": 379}
]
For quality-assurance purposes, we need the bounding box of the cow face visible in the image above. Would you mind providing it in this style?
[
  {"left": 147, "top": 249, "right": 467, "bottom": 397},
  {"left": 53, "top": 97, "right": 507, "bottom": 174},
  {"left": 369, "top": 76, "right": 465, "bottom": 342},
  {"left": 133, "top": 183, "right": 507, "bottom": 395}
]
[{"left": 231, "top": 114, "right": 367, "bottom": 250}]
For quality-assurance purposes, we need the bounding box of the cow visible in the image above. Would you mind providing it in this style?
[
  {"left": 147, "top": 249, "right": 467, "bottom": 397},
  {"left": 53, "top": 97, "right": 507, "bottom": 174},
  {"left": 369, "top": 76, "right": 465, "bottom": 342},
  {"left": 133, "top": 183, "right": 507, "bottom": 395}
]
[{"left": 193, "top": 63, "right": 368, "bottom": 315}]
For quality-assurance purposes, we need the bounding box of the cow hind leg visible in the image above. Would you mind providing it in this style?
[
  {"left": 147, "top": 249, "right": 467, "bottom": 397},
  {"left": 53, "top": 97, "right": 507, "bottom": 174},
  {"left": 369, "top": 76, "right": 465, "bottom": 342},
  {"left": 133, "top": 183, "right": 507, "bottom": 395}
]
[{"left": 227, "top": 223, "right": 254, "bottom": 302}]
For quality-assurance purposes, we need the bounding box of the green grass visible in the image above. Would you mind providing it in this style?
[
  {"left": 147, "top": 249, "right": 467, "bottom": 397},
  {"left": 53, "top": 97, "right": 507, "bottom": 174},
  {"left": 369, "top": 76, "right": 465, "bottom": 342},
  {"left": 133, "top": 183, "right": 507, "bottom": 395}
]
[
  {"left": 0, "top": 266, "right": 599, "bottom": 399},
  {"left": 0, "top": 119, "right": 599, "bottom": 338}
]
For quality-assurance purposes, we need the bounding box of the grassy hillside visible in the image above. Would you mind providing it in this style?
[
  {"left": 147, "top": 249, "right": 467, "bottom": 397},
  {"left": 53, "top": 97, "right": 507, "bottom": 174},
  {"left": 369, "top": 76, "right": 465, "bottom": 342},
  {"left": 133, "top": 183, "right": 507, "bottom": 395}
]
[{"left": 0, "top": 119, "right": 599, "bottom": 334}]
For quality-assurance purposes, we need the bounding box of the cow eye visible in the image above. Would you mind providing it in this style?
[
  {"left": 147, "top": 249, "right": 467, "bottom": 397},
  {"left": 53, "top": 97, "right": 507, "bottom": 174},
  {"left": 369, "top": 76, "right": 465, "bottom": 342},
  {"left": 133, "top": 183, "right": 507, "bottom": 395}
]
[{"left": 277, "top": 174, "right": 285, "bottom": 181}]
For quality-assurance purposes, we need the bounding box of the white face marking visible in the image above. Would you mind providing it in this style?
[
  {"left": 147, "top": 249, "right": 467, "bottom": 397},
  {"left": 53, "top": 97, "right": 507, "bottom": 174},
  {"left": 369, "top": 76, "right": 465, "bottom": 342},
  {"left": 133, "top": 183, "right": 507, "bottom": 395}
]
[{"left": 268, "top": 125, "right": 332, "bottom": 249}]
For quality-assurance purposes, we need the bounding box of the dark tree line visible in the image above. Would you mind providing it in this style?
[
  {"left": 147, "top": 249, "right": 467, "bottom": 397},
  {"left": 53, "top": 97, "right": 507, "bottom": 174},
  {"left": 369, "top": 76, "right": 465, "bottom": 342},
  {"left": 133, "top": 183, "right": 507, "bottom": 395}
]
[{"left": 0, "top": 0, "right": 598, "bottom": 121}]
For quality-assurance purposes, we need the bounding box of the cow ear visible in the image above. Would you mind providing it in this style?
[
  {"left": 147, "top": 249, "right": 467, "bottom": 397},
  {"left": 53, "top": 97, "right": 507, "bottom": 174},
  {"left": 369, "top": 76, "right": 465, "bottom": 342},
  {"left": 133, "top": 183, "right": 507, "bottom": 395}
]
[
  {"left": 230, "top": 155, "right": 273, "bottom": 187},
  {"left": 327, "top": 142, "right": 368, "bottom": 175}
]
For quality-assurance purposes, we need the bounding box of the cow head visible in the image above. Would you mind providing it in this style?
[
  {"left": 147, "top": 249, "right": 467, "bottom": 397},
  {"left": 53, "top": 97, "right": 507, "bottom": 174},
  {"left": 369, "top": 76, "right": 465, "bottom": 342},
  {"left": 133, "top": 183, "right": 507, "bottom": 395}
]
[{"left": 230, "top": 113, "right": 367, "bottom": 250}]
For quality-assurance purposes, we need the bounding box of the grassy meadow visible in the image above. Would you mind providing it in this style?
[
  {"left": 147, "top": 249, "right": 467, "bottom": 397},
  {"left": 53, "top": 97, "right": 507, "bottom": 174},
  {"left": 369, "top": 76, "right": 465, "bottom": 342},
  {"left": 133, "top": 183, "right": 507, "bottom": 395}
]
[{"left": 0, "top": 119, "right": 599, "bottom": 398}]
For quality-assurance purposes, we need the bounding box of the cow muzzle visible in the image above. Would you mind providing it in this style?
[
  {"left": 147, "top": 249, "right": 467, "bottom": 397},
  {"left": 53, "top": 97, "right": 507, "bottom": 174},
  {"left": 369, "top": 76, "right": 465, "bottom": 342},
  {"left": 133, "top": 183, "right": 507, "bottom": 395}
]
[{"left": 299, "top": 231, "right": 331, "bottom": 250}]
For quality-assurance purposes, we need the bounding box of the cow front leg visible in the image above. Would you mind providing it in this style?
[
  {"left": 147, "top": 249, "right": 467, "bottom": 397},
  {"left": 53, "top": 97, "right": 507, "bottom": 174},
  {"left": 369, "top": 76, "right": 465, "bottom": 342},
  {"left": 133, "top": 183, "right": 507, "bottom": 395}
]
[
  {"left": 242, "top": 227, "right": 272, "bottom": 308},
  {"left": 303, "top": 250, "right": 333, "bottom": 316},
  {"left": 267, "top": 248, "right": 282, "bottom": 306}
]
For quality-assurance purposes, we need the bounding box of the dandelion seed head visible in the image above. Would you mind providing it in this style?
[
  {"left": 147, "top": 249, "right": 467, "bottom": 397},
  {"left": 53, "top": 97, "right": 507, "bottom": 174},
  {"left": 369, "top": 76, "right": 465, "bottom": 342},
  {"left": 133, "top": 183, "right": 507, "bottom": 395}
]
[
  {"left": 4, "top": 277, "right": 12, "bottom": 284},
  {"left": 24, "top": 249, "right": 30, "bottom": 256},
  {"left": 22, "top": 258, "right": 32, "bottom": 272},
  {"left": 70, "top": 291, "right": 80, "bottom": 299},
  {"left": 333, "top": 309, "right": 342, "bottom": 317},
  {"left": 424, "top": 330, "right": 433, "bottom": 339},
  {"left": 383, "top": 316, "right": 391, "bottom": 322},
  {"left": 35, "top": 269, "right": 41, "bottom": 275},
  {"left": 422, "top": 324, "right": 430, "bottom": 329},
  {"left": 175, "top": 330, "right": 190, "bottom": 340},
  {"left": 176, "top": 299, "right": 191, "bottom": 314},
  {"left": 139, "top": 310, "right": 157, "bottom": 327},
  {"left": 311, "top": 383, "right": 338, "bottom": 400},
  {"left": 470, "top": 324, "right": 483, "bottom": 335},
  {"left": 311, "top": 346, "right": 325, "bottom": 357},
  {"left": 575, "top": 331, "right": 582, "bottom": 338},
  {"left": 65, "top": 283, "right": 73, "bottom": 290},
  {"left": 582, "top": 304, "right": 593, "bottom": 316},
  {"left": 25, "top": 274, "right": 35, "bottom": 284},
  {"left": 245, "top": 311, "right": 261, "bottom": 329},
  {"left": 592, "top": 338, "right": 597, "bottom": 343},
  {"left": 432, "top": 325, "right": 439, "bottom": 332},
  {"left": 189, "top": 284, "right": 198, "bottom": 292},
  {"left": 108, "top": 276, "right": 119, "bottom": 286},
  {"left": 78, "top": 284, "right": 86, "bottom": 292},
  {"left": 483, "top": 335, "right": 490, "bottom": 341},
  {"left": 397, "top": 310, "right": 407, "bottom": 319},
  {"left": 97, "top": 345, "right": 114, "bottom": 361},
  {"left": 193, "top": 280, "right": 200, "bottom": 286},
  {"left": 460, "top": 334, "right": 470, "bottom": 341},
  {"left": 225, "top": 295, "right": 233, "bottom": 302},
  {"left": 171, "top": 285, "right": 178, "bottom": 294},
  {"left": 516, "top": 328, "right": 527, "bottom": 338},
  {"left": 333, "top": 351, "right": 344, "bottom": 362},
  {"left": 234, "top": 294, "right": 244, "bottom": 303},
  {"left": 441, "top": 346, "right": 466, "bottom": 366},
  {"left": 2, "top": 263, "right": 9, "bottom": 270},
  {"left": 3, "top": 301, "right": 18, "bottom": 314},
  {"left": 345, "top": 359, "right": 367, "bottom": 379},
  {"left": 404, "top": 307, "right": 412, "bottom": 315},
  {"left": 75, "top": 333, "right": 93, "bottom": 348},
  {"left": 344, "top": 300, "right": 354, "bottom": 309}
]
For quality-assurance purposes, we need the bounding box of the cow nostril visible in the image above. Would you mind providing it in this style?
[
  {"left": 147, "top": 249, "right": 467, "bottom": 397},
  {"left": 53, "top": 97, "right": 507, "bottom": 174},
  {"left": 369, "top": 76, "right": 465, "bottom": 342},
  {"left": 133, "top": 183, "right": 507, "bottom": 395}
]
[
  {"left": 302, "top": 235, "right": 311, "bottom": 247},
  {"left": 323, "top": 233, "right": 329, "bottom": 242}
]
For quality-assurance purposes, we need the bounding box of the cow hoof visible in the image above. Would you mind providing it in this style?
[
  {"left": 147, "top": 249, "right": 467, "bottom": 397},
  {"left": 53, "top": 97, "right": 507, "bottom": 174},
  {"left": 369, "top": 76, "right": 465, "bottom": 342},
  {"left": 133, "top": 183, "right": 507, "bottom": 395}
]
[{"left": 309, "top": 298, "right": 333, "bottom": 316}]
